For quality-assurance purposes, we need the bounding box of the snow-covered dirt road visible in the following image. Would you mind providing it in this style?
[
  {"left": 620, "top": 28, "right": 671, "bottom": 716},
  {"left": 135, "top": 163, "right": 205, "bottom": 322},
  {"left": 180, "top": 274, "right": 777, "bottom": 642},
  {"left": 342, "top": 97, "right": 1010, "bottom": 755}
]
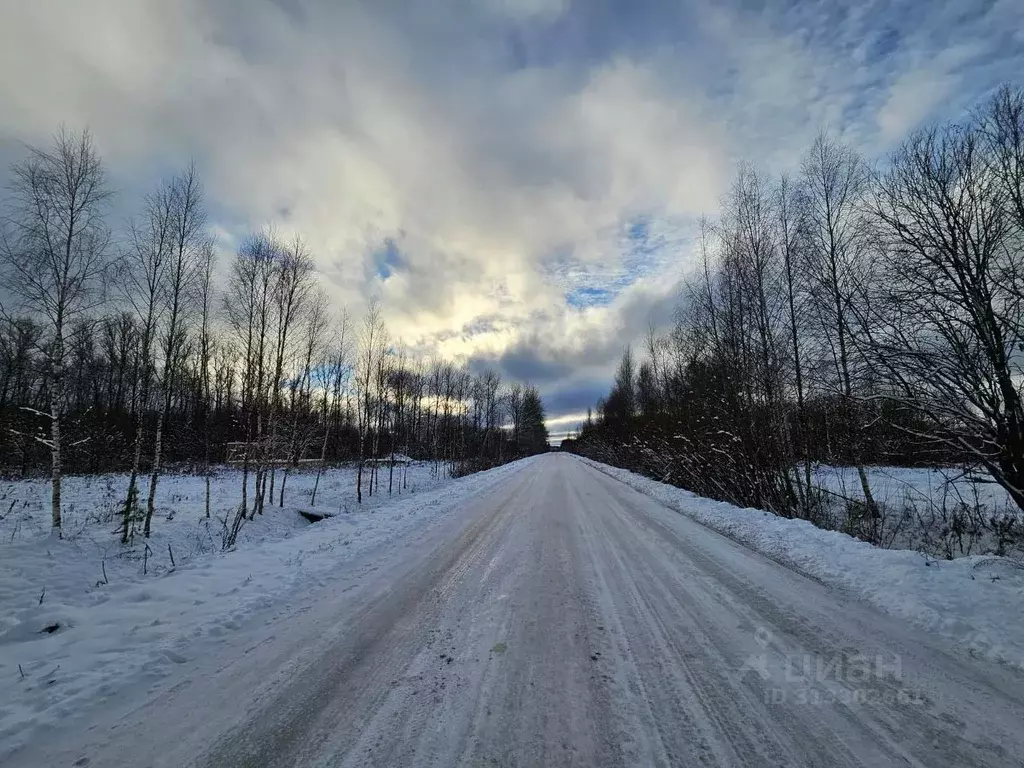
[{"left": 8, "top": 454, "right": 1024, "bottom": 767}]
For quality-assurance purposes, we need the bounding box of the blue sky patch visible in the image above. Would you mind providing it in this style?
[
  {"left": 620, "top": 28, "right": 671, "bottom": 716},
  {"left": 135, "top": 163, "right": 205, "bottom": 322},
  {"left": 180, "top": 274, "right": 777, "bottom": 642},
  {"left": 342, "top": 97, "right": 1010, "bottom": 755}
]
[
  {"left": 566, "top": 286, "right": 615, "bottom": 309},
  {"left": 371, "top": 237, "right": 405, "bottom": 280}
]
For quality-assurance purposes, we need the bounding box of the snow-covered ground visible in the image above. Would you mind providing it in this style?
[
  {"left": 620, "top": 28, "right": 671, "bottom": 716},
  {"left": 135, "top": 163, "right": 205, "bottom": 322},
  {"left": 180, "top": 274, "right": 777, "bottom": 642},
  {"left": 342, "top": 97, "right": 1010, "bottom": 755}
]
[
  {"left": 0, "top": 460, "right": 512, "bottom": 756},
  {"left": 6, "top": 453, "right": 1024, "bottom": 768},
  {"left": 580, "top": 457, "right": 1024, "bottom": 673},
  {"left": 1, "top": 461, "right": 448, "bottom": 599},
  {"left": 5, "top": 455, "right": 1024, "bottom": 762},
  {"left": 812, "top": 464, "right": 1023, "bottom": 557},
  {"left": 815, "top": 464, "right": 1013, "bottom": 511}
]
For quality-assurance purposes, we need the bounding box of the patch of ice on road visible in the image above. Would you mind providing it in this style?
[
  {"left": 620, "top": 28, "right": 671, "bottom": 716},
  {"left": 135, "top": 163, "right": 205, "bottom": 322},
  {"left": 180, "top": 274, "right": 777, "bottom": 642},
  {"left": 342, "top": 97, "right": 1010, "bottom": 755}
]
[{"left": 577, "top": 456, "right": 1024, "bottom": 672}]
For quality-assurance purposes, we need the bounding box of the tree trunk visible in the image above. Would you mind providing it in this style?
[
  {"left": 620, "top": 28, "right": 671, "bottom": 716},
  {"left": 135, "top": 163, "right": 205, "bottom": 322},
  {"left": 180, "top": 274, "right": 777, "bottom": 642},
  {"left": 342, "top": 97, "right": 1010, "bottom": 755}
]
[
  {"left": 144, "top": 415, "right": 163, "bottom": 537},
  {"left": 122, "top": 335, "right": 152, "bottom": 542},
  {"left": 50, "top": 390, "right": 62, "bottom": 532},
  {"left": 122, "top": 429, "right": 144, "bottom": 542}
]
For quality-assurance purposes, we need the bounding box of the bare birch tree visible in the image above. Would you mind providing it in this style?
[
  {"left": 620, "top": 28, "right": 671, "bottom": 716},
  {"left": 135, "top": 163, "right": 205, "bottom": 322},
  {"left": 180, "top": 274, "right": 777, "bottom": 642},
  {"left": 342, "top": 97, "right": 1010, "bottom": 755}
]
[
  {"left": 0, "top": 128, "right": 112, "bottom": 532},
  {"left": 263, "top": 234, "right": 315, "bottom": 511},
  {"left": 144, "top": 163, "right": 205, "bottom": 537},
  {"left": 310, "top": 308, "right": 351, "bottom": 506},
  {"left": 278, "top": 286, "right": 328, "bottom": 507},
  {"left": 801, "top": 131, "right": 880, "bottom": 519},
  {"left": 120, "top": 178, "right": 174, "bottom": 541},
  {"left": 195, "top": 240, "right": 217, "bottom": 518},
  {"left": 355, "top": 299, "right": 386, "bottom": 503},
  {"left": 223, "top": 232, "right": 276, "bottom": 546}
]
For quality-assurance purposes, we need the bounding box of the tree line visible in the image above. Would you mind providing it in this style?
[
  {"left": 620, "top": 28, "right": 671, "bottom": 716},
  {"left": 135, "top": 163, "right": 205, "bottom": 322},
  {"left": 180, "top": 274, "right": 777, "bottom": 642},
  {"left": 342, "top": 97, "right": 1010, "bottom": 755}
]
[
  {"left": 565, "top": 85, "right": 1024, "bottom": 548},
  {"left": 0, "top": 128, "right": 549, "bottom": 540}
]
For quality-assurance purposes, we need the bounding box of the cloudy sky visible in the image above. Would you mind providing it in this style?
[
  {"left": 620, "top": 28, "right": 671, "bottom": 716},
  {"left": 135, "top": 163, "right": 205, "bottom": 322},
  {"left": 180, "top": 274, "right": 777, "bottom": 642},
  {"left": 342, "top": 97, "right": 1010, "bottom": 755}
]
[{"left": 1, "top": 0, "right": 1022, "bottom": 440}]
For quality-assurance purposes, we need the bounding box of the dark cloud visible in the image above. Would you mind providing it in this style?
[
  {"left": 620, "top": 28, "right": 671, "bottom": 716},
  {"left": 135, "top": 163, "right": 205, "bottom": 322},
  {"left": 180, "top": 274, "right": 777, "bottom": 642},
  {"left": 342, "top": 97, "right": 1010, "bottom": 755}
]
[
  {"left": 3, "top": 0, "right": 1020, "bottom": 433},
  {"left": 467, "top": 276, "right": 683, "bottom": 420},
  {"left": 540, "top": 380, "right": 609, "bottom": 416}
]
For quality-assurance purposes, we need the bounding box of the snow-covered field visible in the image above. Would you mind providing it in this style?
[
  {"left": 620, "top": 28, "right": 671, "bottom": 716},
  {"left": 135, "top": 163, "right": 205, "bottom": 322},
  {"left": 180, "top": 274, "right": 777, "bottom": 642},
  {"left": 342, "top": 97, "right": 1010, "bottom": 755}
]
[
  {"left": 1, "top": 461, "right": 448, "bottom": 598},
  {"left": 580, "top": 457, "right": 1024, "bottom": 674},
  {"left": 815, "top": 464, "right": 1013, "bottom": 510},
  {"left": 812, "top": 464, "right": 1023, "bottom": 558},
  {"left": 0, "top": 460, "right": 495, "bottom": 755}
]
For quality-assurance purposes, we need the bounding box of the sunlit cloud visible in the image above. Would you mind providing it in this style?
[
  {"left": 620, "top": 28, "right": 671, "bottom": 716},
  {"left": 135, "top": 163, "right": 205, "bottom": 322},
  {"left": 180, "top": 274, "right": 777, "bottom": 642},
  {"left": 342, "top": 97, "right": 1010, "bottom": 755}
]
[{"left": 1, "top": 0, "right": 1020, "bottom": 421}]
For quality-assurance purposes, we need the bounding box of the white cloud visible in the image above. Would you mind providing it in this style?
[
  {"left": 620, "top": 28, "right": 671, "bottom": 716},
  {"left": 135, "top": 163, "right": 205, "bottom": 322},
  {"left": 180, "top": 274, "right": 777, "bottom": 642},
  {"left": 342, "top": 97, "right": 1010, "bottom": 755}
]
[
  {"left": 875, "top": 44, "right": 980, "bottom": 143},
  {"left": 0, "top": 0, "right": 1019, "bottom": 420}
]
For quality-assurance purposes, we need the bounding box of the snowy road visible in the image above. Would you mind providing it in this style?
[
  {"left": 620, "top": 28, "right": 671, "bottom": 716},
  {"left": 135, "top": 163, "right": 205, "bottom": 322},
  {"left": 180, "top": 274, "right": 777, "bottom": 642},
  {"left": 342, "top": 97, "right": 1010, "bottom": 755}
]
[{"left": 9, "top": 454, "right": 1024, "bottom": 767}]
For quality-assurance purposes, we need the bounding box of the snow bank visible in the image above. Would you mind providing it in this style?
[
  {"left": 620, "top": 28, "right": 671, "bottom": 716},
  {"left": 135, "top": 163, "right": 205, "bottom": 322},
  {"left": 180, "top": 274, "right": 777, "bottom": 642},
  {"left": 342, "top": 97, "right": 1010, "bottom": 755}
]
[
  {"left": 578, "top": 456, "right": 1024, "bottom": 672},
  {"left": 0, "top": 460, "right": 525, "bottom": 758}
]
